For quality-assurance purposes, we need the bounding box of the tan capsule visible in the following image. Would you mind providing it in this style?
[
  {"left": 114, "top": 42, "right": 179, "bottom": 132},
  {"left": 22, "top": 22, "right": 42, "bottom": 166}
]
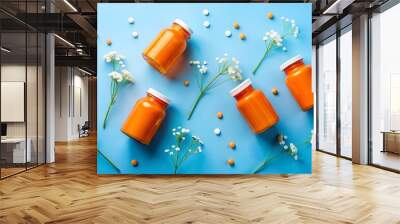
[
  {"left": 267, "top": 12, "right": 273, "bottom": 20},
  {"left": 227, "top": 159, "right": 235, "bottom": 166},
  {"left": 217, "top": 111, "right": 223, "bottom": 119},
  {"left": 239, "top": 33, "right": 246, "bottom": 40},
  {"left": 272, "top": 87, "right": 279, "bottom": 95},
  {"left": 106, "top": 38, "right": 112, "bottom": 46},
  {"left": 229, "top": 141, "right": 236, "bottom": 149},
  {"left": 233, "top": 21, "right": 240, "bottom": 29},
  {"left": 184, "top": 80, "right": 190, "bottom": 87}
]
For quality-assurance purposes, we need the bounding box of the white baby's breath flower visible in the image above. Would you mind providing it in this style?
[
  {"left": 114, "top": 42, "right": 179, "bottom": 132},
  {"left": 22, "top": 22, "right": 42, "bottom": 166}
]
[
  {"left": 284, "top": 145, "right": 288, "bottom": 150},
  {"left": 121, "top": 69, "right": 134, "bottom": 83},
  {"left": 109, "top": 71, "right": 123, "bottom": 82}
]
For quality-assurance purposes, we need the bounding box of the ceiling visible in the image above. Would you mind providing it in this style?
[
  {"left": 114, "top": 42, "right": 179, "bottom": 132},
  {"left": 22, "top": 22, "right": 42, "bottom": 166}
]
[{"left": 0, "top": 0, "right": 391, "bottom": 75}]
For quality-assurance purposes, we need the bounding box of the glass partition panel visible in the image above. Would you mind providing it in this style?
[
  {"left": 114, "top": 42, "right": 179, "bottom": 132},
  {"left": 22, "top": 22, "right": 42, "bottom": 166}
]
[
  {"left": 339, "top": 29, "right": 352, "bottom": 158},
  {"left": 317, "top": 36, "right": 337, "bottom": 154},
  {"left": 1, "top": 31, "right": 27, "bottom": 177},
  {"left": 27, "top": 31, "right": 38, "bottom": 169},
  {"left": 38, "top": 32, "right": 45, "bottom": 165},
  {"left": 371, "top": 4, "right": 400, "bottom": 171}
]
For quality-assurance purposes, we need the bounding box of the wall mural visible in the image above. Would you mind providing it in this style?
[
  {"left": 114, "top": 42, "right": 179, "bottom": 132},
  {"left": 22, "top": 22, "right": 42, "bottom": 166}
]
[{"left": 97, "top": 3, "right": 313, "bottom": 174}]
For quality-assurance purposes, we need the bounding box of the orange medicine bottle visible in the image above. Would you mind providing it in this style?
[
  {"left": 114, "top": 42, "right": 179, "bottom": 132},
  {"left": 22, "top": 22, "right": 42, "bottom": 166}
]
[
  {"left": 230, "top": 79, "right": 279, "bottom": 134},
  {"left": 143, "top": 19, "right": 192, "bottom": 78},
  {"left": 121, "top": 88, "right": 170, "bottom": 145},
  {"left": 280, "top": 55, "right": 314, "bottom": 111}
]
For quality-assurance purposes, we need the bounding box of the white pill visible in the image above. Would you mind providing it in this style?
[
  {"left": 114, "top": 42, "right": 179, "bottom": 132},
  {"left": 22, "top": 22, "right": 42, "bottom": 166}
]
[
  {"left": 128, "top": 17, "right": 135, "bottom": 24},
  {"left": 203, "top": 21, "right": 210, "bottom": 28},
  {"left": 224, "top": 30, "right": 232, "bottom": 37},
  {"left": 132, "top": 31, "right": 139, "bottom": 38},
  {"left": 214, "top": 128, "right": 221, "bottom": 136},
  {"left": 203, "top": 9, "right": 209, "bottom": 16}
]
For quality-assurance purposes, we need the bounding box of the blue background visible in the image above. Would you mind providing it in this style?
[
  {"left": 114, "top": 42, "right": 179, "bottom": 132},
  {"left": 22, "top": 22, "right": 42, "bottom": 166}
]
[{"left": 97, "top": 3, "right": 313, "bottom": 174}]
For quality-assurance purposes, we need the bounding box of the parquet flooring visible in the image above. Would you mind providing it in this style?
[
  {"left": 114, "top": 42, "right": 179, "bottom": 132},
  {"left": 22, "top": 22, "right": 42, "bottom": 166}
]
[{"left": 1, "top": 135, "right": 400, "bottom": 224}]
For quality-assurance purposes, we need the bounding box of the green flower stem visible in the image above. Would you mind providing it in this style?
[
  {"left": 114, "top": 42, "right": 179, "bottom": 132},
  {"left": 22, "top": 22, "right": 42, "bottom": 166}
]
[
  {"left": 252, "top": 153, "right": 282, "bottom": 174},
  {"left": 98, "top": 149, "right": 121, "bottom": 173},
  {"left": 252, "top": 41, "right": 273, "bottom": 75},
  {"left": 102, "top": 80, "right": 119, "bottom": 129},
  {"left": 187, "top": 91, "right": 205, "bottom": 120},
  {"left": 187, "top": 69, "right": 226, "bottom": 120}
]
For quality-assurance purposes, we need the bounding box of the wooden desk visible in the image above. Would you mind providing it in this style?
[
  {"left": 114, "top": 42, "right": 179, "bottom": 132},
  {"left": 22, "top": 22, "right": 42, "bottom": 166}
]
[{"left": 381, "top": 131, "right": 400, "bottom": 154}]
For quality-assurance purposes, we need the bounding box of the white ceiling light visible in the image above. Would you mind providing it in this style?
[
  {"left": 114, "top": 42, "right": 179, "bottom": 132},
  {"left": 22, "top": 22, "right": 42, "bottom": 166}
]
[
  {"left": 323, "top": 0, "right": 355, "bottom": 15},
  {"left": 54, "top": 34, "right": 75, "bottom": 48},
  {"left": 1, "top": 47, "right": 11, "bottom": 53},
  {"left": 78, "top": 67, "right": 93, "bottom": 76},
  {"left": 63, "top": 0, "right": 78, "bottom": 12}
]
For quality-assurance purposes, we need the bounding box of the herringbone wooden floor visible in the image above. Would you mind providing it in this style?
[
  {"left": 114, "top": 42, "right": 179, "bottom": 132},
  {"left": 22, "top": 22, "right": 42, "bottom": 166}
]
[{"left": 1, "top": 135, "right": 400, "bottom": 224}]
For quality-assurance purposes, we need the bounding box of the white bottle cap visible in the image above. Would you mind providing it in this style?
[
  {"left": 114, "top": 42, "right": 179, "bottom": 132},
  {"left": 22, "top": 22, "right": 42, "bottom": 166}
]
[
  {"left": 147, "top": 88, "right": 170, "bottom": 104},
  {"left": 230, "top": 79, "right": 252, "bottom": 97},
  {"left": 173, "top": 19, "right": 193, "bottom": 37},
  {"left": 280, "top": 55, "right": 303, "bottom": 71}
]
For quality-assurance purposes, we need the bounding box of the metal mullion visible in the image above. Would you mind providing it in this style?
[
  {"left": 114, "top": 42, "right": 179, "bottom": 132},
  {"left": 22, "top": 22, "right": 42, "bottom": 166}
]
[
  {"left": 367, "top": 11, "right": 373, "bottom": 166},
  {"left": 25, "top": 0, "right": 28, "bottom": 171},
  {"left": 316, "top": 44, "right": 320, "bottom": 151},
  {"left": 336, "top": 26, "right": 341, "bottom": 157},
  {"left": 0, "top": 22, "right": 2, "bottom": 179},
  {"left": 36, "top": 0, "right": 39, "bottom": 168}
]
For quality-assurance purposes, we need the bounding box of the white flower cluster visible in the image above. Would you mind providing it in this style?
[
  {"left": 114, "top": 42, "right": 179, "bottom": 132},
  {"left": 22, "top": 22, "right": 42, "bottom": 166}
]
[
  {"left": 108, "top": 69, "right": 134, "bottom": 83},
  {"left": 262, "top": 17, "right": 300, "bottom": 52},
  {"left": 263, "top": 30, "right": 283, "bottom": 46},
  {"left": 216, "top": 53, "right": 243, "bottom": 81},
  {"left": 280, "top": 16, "right": 299, "bottom": 38},
  {"left": 104, "top": 51, "right": 126, "bottom": 67},
  {"left": 165, "top": 126, "right": 203, "bottom": 156},
  {"left": 104, "top": 51, "right": 134, "bottom": 83},
  {"left": 189, "top": 60, "right": 208, "bottom": 74},
  {"left": 277, "top": 134, "right": 298, "bottom": 160}
]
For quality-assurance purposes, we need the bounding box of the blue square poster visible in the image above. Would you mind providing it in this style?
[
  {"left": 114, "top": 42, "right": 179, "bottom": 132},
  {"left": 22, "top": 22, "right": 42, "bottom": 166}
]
[{"left": 97, "top": 3, "right": 313, "bottom": 174}]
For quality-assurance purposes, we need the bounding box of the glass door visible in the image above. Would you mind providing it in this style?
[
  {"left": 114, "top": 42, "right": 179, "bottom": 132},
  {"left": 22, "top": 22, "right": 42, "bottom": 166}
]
[
  {"left": 339, "top": 27, "right": 352, "bottom": 158},
  {"left": 317, "top": 36, "right": 337, "bottom": 155},
  {"left": 370, "top": 3, "right": 400, "bottom": 171}
]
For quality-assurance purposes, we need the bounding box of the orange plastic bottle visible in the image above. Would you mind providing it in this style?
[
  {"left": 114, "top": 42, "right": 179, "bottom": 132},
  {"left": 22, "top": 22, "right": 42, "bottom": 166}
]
[
  {"left": 143, "top": 19, "right": 192, "bottom": 78},
  {"left": 230, "top": 79, "right": 279, "bottom": 134},
  {"left": 280, "top": 55, "right": 314, "bottom": 111},
  {"left": 121, "top": 88, "right": 170, "bottom": 145}
]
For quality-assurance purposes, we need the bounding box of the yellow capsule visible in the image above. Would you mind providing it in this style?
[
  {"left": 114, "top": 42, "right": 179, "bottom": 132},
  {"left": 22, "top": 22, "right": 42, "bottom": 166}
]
[
  {"left": 229, "top": 141, "right": 236, "bottom": 149},
  {"left": 131, "top": 159, "right": 139, "bottom": 167},
  {"left": 233, "top": 21, "right": 240, "bottom": 29},
  {"left": 217, "top": 111, "right": 223, "bottom": 119},
  {"left": 239, "top": 33, "right": 246, "bottom": 40},
  {"left": 267, "top": 12, "right": 273, "bottom": 20},
  {"left": 227, "top": 159, "right": 235, "bottom": 166}
]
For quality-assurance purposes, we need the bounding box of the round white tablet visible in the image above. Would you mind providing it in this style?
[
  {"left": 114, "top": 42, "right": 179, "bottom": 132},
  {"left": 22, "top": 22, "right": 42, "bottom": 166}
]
[
  {"left": 132, "top": 31, "right": 139, "bottom": 38},
  {"left": 203, "top": 21, "right": 210, "bottom": 28},
  {"left": 128, "top": 17, "right": 135, "bottom": 24},
  {"left": 214, "top": 128, "right": 221, "bottom": 136},
  {"left": 203, "top": 9, "right": 209, "bottom": 16},
  {"left": 224, "top": 30, "right": 232, "bottom": 37}
]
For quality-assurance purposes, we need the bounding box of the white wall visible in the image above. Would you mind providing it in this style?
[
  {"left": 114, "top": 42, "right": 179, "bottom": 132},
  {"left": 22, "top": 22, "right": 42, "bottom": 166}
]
[{"left": 54, "top": 67, "right": 89, "bottom": 141}]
